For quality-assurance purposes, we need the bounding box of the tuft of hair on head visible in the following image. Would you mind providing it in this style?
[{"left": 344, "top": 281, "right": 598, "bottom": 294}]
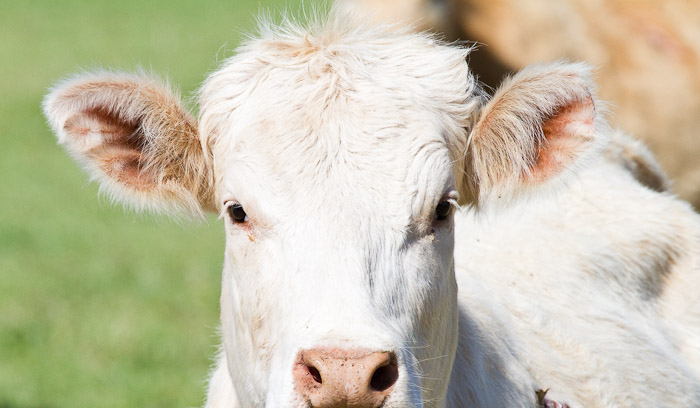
[{"left": 43, "top": 70, "right": 215, "bottom": 219}]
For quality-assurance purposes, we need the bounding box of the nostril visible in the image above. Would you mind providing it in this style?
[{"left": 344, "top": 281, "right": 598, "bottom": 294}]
[
  {"left": 306, "top": 364, "right": 323, "bottom": 384},
  {"left": 370, "top": 355, "right": 399, "bottom": 392},
  {"left": 295, "top": 348, "right": 399, "bottom": 405}
]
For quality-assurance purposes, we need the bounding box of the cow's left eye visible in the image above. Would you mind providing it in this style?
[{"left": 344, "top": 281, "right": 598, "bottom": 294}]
[
  {"left": 435, "top": 201, "right": 451, "bottom": 221},
  {"left": 228, "top": 204, "right": 248, "bottom": 223}
]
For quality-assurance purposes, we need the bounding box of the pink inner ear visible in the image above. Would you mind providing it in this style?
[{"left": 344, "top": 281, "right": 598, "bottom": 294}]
[
  {"left": 528, "top": 96, "right": 596, "bottom": 183},
  {"left": 63, "top": 108, "right": 140, "bottom": 150},
  {"left": 64, "top": 108, "right": 157, "bottom": 191}
]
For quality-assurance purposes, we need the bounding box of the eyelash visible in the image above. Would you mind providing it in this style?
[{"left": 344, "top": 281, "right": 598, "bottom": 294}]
[{"left": 435, "top": 191, "right": 459, "bottom": 222}]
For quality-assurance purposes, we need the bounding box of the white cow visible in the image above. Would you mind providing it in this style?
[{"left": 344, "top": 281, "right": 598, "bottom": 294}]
[{"left": 43, "top": 14, "right": 700, "bottom": 408}]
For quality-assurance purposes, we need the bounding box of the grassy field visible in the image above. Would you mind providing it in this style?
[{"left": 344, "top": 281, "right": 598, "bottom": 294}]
[{"left": 0, "top": 1, "right": 310, "bottom": 407}]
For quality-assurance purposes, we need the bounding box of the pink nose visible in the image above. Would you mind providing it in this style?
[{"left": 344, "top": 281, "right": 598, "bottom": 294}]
[{"left": 293, "top": 348, "right": 399, "bottom": 407}]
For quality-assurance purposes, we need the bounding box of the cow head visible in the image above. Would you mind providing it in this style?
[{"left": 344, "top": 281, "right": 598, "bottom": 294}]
[{"left": 43, "top": 17, "right": 603, "bottom": 408}]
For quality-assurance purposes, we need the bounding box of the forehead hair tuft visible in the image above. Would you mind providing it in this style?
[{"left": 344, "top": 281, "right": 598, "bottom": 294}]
[{"left": 198, "top": 9, "right": 483, "bottom": 201}]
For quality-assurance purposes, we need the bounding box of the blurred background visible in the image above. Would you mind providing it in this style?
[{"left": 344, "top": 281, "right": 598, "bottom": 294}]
[{"left": 0, "top": 1, "right": 308, "bottom": 407}]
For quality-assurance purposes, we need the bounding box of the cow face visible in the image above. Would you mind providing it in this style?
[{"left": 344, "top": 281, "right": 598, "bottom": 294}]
[
  {"left": 43, "top": 16, "right": 603, "bottom": 408},
  {"left": 197, "top": 24, "right": 479, "bottom": 406}
]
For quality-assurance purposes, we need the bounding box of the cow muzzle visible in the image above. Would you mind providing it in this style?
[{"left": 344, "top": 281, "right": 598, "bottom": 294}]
[{"left": 293, "top": 348, "right": 399, "bottom": 407}]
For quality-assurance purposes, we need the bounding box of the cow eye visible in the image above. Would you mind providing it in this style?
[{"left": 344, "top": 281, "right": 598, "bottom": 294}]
[
  {"left": 228, "top": 204, "right": 248, "bottom": 223},
  {"left": 435, "top": 201, "right": 451, "bottom": 221}
]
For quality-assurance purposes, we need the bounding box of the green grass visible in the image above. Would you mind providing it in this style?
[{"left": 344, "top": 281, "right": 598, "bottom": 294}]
[{"left": 0, "top": 1, "right": 311, "bottom": 407}]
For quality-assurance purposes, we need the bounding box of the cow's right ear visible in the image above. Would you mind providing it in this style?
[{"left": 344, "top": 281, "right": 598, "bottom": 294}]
[
  {"left": 459, "top": 62, "right": 607, "bottom": 207},
  {"left": 43, "top": 72, "right": 215, "bottom": 217}
]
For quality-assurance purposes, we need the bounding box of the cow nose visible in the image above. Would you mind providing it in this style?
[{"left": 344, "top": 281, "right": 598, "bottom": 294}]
[{"left": 293, "top": 348, "right": 399, "bottom": 407}]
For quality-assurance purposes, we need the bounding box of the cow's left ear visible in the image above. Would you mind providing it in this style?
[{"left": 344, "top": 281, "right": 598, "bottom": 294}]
[
  {"left": 459, "top": 62, "right": 606, "bottom": 207},
  {"left": 43, "top": 72, "right": 215, "bottom": 217}
]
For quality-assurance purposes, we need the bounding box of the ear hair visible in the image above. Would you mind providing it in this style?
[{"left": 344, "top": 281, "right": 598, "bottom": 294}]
[
  {"left": 43, "top": 71, "right": 215, "bottom": 217},
  {"left": 461, "top": 62, "right": 607, "bottom": 207}
]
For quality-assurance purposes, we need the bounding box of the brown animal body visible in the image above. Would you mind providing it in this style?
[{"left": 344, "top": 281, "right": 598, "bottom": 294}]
[{"left": 340, "top": 0, "right": 700, "bottom": 206}]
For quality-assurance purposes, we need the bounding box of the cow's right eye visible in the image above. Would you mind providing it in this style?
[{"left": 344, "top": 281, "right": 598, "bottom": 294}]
[
  {"left": 228, "top": 204, "right": 248, "bottom": 223},
  {"left": 434, "top": 201, "right": 451, "bottom": 221}
]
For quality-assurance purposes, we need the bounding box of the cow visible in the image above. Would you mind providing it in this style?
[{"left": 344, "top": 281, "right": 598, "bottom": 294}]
[
  {"left": 338, "top": 0, "right": 700, "bottom": 209},
  {"left": 42, "top": 13, "right": 700, "bottom": 408}
]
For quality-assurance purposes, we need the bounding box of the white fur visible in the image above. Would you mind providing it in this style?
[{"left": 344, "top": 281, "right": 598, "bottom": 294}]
[
  {"left": 450, "top": 147, "right": 700, "bottom": 406},
  {"left": 197, "top": 17, "right": 474, "bottom": 407},
  {"left": 44, "top": 13, "right": 700, "bottom": 408}
]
